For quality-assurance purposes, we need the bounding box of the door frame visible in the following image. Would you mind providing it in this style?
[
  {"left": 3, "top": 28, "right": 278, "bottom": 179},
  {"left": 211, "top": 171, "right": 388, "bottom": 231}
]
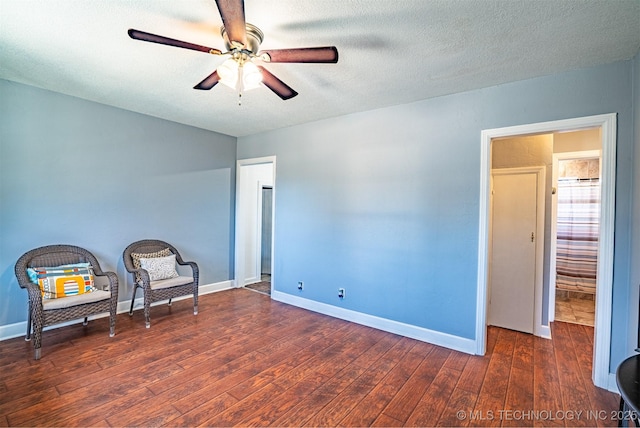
[
  {"left": 549, "top": 150, "right": 601, "bottom": 323},
  {"left": 476, "top": 113, "right": 617, "bottom": 389},
  {"left": 235, "top": 156, "right": 276, "bottom": 292},
  {"left": 489, "top": 166, "right": 546, "bottom": 336}
]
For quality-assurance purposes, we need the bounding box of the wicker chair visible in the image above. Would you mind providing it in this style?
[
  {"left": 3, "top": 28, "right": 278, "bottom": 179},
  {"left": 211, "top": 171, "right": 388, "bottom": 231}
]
[
  {"left": 123, "top": 240, "right": 199, "bottom": 328},
  {"left": 15, "top": 245, "right": 118, "bottom": 360}
]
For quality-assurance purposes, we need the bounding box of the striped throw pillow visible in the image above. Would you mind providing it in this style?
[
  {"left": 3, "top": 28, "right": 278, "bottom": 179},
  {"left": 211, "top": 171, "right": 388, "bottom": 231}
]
[{"left": 27, "top": 263, "right": 97, "bottom": 299}]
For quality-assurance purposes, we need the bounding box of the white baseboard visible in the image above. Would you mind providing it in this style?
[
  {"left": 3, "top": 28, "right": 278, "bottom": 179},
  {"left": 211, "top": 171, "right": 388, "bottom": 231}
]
[
  {"left": 0, "top": 321, "right": 27, "bottom": 342},
  {"left": 0, "top": 280, "right": 235, "bottom": 342},
  {"left": 123, "top": 279, "right": 234, "bottom": 313},
  {"left": 271, "top": 290, "right": 477, "bottom": 355},
  {"left": 607, "top": 372, "right": 620, "bottom": 394},
  {"left": 537, "top": 324, "right": 552, "bottom": 339}
]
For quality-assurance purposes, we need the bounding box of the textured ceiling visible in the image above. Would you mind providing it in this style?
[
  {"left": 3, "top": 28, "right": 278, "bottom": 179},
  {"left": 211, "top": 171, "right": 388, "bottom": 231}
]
[{"left": 1, "top": 0, "right": 639, "bottom": 137}]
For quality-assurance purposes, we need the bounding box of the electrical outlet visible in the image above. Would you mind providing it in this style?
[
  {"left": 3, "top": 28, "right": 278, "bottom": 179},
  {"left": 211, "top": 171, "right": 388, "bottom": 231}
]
[
  {"left": 338, "top": 288, "right": 345, "bottom": 299},
  {"left": 297, "top": 281, "right": 304, "bottom": 290}
]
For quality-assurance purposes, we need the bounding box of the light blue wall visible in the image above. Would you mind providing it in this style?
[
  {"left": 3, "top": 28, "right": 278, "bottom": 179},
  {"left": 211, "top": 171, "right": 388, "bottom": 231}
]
[
  {"left": 631, "top": 51, "right": 640, "bottom": 352},
  {"left": 0, "top": 79, "right": 237, "bottom": 326},
  {"left": 238, "top": 60, "right": 636, "bottom": 371}
]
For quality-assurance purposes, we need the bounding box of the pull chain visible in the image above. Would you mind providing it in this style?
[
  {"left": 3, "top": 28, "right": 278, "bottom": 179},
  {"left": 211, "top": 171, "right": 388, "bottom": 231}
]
[{"left": 237, "top": 62, "right": 244, "bottom": 106}]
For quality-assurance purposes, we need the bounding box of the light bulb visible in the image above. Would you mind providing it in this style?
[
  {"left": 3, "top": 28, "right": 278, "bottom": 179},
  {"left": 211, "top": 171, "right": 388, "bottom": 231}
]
[
  {"left": 242, "top": 61, "right": 263, "bottom": 91},
  {"left": 217, "top": 58, "right": 239, "bottom": 89}
]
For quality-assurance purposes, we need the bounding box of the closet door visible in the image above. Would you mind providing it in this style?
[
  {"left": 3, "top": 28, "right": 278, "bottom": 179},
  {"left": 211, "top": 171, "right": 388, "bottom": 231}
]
[{"left": 489, "top": 169, "right": 542, "bottom": 334}]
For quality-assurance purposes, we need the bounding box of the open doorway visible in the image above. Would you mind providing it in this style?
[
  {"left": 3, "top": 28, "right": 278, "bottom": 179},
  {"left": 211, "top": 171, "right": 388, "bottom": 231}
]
[
  {"left": 477, "top": 113, "right": 617, "bottom": 390},
  {"left": 247, "top": 185, "right": 273, "bottom": 295},
  {"left": 551, "top": 141, "right": 601, "bottom": 327},
  {"left": 235, "top": 157, "right": 276, "bottom": 296}
]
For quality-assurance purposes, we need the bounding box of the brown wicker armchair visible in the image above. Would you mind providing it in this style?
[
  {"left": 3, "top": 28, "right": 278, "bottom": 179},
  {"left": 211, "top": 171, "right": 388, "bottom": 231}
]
[
  {"left": 15, "top": 245, "right": 118, "bottom": 360},
  {"left": 123, "top": 240, "right": 199, "bottom": 328}
]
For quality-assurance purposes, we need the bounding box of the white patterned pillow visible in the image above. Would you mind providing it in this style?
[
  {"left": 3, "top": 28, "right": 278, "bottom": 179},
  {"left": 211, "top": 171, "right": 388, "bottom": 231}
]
[
  {"left": 139, "top": 254, "right": 179, "bottom": 281},
  {"left": 131, "top": 248, "right": 171, "bottom": 283}
]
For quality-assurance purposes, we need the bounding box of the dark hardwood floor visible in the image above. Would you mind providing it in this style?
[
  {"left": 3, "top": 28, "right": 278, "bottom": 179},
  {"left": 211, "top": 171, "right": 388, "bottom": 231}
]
[{"left": 0, "top": 288, "right": 620, "bottom": 427}]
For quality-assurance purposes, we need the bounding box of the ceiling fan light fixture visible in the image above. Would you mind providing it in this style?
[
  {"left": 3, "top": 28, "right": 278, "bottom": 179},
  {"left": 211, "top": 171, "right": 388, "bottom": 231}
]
[
  {"left": 242, "top": 61, "right": 263, "bottom": 90},
  {"left": 217, "top": 58, "right": 239, "bottom": 89},
  {"left": 216, "top": 57, "right": 262, "bottom": 92}
]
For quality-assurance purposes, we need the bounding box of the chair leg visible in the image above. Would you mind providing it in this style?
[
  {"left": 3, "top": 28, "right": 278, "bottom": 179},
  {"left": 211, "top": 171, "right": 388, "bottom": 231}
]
[
  {"left": 194, "top": 291, "right": 198, "bottom": 315},
  {"left": 109, "top": 312, "right": 116, "bottom": 338},
  {"left": 25, "top": 307, "right": 32, "bottom": 341},
  {"left": 129, "top": 286, "right": 137, "bottom": 316},
  {"left": 109, "top": 294, "right": 117, "bottom": 338},
  {"left": 33, "top": 310, "right": 43, "bottom": 360},
  {"left": 144, "top": 293, "right": 151, "bottom": 329}
]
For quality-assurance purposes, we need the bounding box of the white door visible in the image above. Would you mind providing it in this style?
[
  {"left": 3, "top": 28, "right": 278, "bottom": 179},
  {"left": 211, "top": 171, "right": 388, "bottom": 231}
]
[{"left": 489, "top": 170, "right": 539, "bottom": 333}]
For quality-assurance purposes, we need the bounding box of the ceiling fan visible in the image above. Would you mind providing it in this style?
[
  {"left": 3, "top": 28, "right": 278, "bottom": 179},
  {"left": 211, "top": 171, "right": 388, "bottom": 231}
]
[{"left": 128, "top": 0, "right": 339, "bottom": 102}]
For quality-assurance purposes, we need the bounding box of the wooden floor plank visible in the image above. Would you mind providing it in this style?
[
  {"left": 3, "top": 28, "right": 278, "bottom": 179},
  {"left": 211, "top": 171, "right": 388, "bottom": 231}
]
[
  {"left": 303, "top": 357, "right": 399, "bottom": 427},
  {"left": 335, "top": 338, "right": 425, "bottom": 427},
  {"left": 241, "top": 373, "right": 331, "bottom": 426},
  {"left": 271, "top": 364, "right": 368, "bottom": 427},
  {"left": 503, "top": 366, "right": 535, "bottom": 427},
  {"left": 162, "top": 392, "right": 238, "bottom": 427},
  {"left": 371, "top": 412, "right": 404, "bottom": 427},
  {"left": 0, "top": 289, "right": 620, "bottom": 427},
  {"left": 458, "top": 355, "right": 490, "bottom": 395},
  {"left": 436, "top": 386, "right": 478, "bottom": 427},
  {"left": 405, "top": 366, "right": 462, "bottom": 427},
  {"left": 567, "top": 323, "right": 621, "bottom": 427},
  {"left": 380, "top": 346, "right": 449, "bottom": 423},
  {"left": 552, "top": 322, "right": 595, "bottom": 427},
  {"left": 532, "top": 335, "right": 564, "bottom": 427},
  {"left": 57, "top": 387, "right": 156, "bottom": 427}
]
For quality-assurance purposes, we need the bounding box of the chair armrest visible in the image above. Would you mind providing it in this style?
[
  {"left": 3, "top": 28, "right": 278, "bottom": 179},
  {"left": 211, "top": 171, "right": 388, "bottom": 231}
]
[
  {"left": 24, "top": 282, "right": 44, "bottom": 310},
  {"left": 130, "top": 268, "right": 152, "bottom": 289},
  {"left": 97, "top": 271, "right": 119, "bottom": 300},
  {"left": 176, "top": 260, "right": 199, "bottom": 285}
]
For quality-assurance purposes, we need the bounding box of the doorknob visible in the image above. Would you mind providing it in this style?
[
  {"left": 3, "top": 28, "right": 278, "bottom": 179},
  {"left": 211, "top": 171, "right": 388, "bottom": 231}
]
[{"left": 531, "top": 232, "right": 534, "bottom": 242}]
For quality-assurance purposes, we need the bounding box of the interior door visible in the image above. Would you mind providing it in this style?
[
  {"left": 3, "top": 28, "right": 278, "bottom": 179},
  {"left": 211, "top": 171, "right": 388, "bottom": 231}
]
[{"left": 489, "top": 170, "right": 538, "bottom": 334}]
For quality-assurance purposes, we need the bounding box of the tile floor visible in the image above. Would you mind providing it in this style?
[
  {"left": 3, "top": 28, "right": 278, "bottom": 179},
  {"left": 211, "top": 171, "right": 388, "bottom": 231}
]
[{"left": 555, "top": 290, "right": 595, "bottom": 326}]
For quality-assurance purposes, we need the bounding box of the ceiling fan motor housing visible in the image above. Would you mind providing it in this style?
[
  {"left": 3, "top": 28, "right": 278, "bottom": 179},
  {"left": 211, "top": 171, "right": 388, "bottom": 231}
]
[{"left": 221, "top": 23, "right": 263, "bottom": 53}]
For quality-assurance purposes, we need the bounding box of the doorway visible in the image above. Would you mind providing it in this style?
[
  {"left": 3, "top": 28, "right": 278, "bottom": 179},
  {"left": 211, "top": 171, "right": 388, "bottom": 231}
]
[
  {"left": 261, "top": 185, "right": 273, "bottom": 281},
  {"left": 235, "top": 157, "right": 276, "bottom": 296},
  {"left": 551, "top": 149, "right": 601, "bottom": 327},
  {"left": 477, "top": 113, "right": 617, "bottom": 389}
]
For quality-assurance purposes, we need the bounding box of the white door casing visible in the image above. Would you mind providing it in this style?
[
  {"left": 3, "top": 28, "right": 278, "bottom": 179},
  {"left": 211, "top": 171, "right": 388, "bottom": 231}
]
[
  {"left": 235, "top": 157, "right": 276, "bottom": 290},
  {"left": 477, "top": 113, "right": 617, "bottom": 390}
]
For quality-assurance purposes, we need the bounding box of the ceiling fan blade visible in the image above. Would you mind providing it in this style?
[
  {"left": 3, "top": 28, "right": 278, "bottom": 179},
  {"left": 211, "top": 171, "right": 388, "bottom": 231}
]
[
  {"left": 128, "top": 29, "right": 222, "bottom": 55},
  {"left": 194, "top": 70, "right": 220, "bottom": 90},
  {"left": 259, "top": 47, "right": 338, "bottom": 63},
  {"left": 215, "top": 0, "right": 247, "bottom": 47},
  {"left": 258, "top": 66, "right": 298, "bottom": 100}
]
